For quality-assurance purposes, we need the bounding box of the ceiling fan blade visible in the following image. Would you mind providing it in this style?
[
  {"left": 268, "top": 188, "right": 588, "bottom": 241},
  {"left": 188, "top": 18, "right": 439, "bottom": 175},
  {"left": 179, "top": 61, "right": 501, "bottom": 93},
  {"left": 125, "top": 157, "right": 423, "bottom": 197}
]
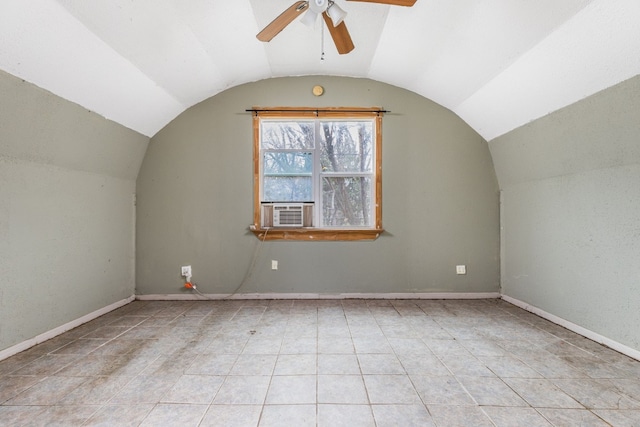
[
  {"left": 257, "top": 1, "right": 309, "bottom": 42},
  {"left": 346, "top": 0, "right": 416, "bottom": 6},
  {"left": 322, "top": 12, "right": 355, "bottom": 54}
]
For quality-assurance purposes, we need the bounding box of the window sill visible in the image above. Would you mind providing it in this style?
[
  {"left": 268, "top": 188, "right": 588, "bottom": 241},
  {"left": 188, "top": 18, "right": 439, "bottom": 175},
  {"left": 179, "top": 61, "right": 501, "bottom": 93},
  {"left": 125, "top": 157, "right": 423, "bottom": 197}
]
[{"left": 250, "top": 228, "right": 383, "bottom": 241}]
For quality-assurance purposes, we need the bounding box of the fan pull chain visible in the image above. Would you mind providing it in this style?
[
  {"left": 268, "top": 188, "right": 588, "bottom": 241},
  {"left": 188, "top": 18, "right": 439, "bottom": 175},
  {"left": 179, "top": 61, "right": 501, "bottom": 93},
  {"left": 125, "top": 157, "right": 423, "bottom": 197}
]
[{"left": 321, "top": 21, "right": 325, "bottom": 61}]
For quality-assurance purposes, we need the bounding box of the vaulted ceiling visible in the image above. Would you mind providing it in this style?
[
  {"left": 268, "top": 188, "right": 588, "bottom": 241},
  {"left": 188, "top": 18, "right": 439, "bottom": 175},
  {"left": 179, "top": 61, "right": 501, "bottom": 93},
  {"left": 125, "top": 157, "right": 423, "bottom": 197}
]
[{"left": 1, "top": 0, "right": 638, "bottom": 139}]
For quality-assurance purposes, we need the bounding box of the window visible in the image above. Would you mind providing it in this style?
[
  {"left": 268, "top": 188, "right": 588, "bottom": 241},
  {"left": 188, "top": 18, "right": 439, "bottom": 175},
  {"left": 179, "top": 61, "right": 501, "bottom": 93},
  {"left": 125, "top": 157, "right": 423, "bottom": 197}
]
[{"left": 252, "top": 107, "right": 383, "bottom": 241}]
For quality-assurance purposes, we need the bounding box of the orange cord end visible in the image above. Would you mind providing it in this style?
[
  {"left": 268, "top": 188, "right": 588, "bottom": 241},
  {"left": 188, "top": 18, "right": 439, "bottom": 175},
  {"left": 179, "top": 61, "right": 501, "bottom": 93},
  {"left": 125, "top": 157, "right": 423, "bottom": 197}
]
[{"left": 184, "top": 282, "right": 194, "bottom": 289}]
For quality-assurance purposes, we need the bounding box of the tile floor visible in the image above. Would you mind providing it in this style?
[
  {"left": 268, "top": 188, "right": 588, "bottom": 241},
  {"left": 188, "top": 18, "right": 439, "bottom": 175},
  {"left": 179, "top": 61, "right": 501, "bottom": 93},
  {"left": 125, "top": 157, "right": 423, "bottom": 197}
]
[{"left": 1, "top": 299, "right": 640, "bottom": 426}]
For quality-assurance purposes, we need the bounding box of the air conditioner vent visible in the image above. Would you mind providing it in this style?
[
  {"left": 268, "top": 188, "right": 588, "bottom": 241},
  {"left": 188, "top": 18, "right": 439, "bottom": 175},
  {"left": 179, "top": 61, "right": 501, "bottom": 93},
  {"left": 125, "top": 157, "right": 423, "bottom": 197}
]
[{"left": 274, "top": 205, "right": 302, "bottom": 226}]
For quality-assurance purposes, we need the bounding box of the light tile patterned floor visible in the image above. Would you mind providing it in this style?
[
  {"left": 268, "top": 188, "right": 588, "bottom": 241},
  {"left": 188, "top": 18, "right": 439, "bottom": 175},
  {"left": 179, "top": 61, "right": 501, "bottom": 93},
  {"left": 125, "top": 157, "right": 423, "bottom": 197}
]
[{"left": 1, "top": 299, "right": 640, "bottom": 426}]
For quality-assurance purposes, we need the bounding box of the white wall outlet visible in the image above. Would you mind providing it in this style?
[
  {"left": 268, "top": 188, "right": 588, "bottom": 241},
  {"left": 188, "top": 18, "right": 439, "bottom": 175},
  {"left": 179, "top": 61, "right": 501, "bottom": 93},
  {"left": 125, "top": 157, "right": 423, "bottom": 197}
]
[
  {"left": 181, "top": 265, "right": 192, "bottom": 277},
  {"left": 271, "top": 260, "right": 278, "bottom": 270},
  {"left": 456, "top": 265, "right": 467, "bottom": 275}
]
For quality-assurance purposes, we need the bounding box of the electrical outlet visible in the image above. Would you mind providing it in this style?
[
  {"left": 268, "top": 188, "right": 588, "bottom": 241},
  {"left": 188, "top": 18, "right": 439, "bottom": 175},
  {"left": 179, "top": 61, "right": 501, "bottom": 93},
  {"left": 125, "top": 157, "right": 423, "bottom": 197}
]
[
  {"left": 271, "top": 260, "right": 278, "bottom": 270},
  {"left": 456, "top": 265, "right": 466, "bottom": 275},
  {"left": 181, "top": 265, "right": 192, "bottom": 277}
]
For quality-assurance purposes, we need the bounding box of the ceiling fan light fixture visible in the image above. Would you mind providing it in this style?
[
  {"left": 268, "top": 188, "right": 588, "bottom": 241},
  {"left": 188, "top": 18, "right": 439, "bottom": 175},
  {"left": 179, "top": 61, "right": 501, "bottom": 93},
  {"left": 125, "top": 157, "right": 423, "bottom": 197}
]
[
  {"left": 327, "top": 1, "right": 347, "bottom": 26},
  {"left": 309, "top": 0, "right": 328, "bottom": 13},
  {"left": 300, "top": 9, "right": 319, "bottom": 27}
]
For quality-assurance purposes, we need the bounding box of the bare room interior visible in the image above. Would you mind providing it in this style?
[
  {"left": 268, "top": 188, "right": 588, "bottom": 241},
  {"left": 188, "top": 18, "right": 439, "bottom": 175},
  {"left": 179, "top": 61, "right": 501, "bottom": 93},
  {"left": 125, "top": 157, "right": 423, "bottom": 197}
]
[{"left": 1, "top": 0, "right": 639, "bottom": 426}]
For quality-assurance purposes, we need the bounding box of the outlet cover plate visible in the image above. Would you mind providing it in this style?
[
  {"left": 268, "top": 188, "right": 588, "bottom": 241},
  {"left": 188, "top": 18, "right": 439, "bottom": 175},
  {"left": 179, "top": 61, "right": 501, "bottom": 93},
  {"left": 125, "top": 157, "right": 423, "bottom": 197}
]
[
  {"left": 456, "top": 265, "right": 466, "bottom": 275},
  {"left": 181, "top": 265, "right": 192, "bottom": 277}
]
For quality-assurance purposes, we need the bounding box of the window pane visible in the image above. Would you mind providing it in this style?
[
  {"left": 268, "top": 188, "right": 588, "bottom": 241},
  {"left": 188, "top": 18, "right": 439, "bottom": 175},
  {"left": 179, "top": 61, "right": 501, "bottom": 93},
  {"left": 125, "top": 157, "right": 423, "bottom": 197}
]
[
  {"left": 319, "top": 121, "right": 373, "bottom": 173},
  {"left": 261, "top": 121, "right": 314, "bottom": 150},
  {"left": 322, "top": 176, "right": 372, "bottom": 227},
  {"left": 263, "top": 152, "right": 312, "bottom": 175},
  {"left": 264, "top": 176, "right": 312, "bottom": 202}
]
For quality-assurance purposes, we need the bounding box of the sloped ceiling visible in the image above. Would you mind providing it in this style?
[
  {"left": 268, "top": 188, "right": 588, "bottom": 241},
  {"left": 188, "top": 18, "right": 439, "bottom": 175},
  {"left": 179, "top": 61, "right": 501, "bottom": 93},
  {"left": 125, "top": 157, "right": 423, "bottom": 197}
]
[{"left": 1, "top": 0, "right": 638, "bottom": 139}]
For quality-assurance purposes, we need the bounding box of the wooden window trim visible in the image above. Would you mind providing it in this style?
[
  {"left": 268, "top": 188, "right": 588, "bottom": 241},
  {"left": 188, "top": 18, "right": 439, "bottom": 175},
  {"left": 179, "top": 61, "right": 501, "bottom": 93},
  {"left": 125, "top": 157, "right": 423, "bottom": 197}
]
[{"left": 252, "top": 107, "right": 383, "bottom": 241}]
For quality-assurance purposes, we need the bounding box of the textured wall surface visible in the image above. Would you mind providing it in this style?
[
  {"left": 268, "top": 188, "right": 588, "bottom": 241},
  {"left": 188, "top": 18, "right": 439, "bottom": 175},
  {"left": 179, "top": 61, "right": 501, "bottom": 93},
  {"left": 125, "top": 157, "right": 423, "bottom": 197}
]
[
  {"left": 0, "top": 70, "right": 149, "bottom": 352},
  {"left": 136, "top": 77, "right": 500, "bottom": 296},
  {"left": 491, "top": 75, "right": 640, "bottom": 351}
]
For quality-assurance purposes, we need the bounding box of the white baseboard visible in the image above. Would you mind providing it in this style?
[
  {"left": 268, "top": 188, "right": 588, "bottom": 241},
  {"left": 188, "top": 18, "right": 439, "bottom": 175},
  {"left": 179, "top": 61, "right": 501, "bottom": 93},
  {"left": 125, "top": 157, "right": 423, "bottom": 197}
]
[
  {"left": 136, "top": 292, "right": 502, "bottom": 301},
  {"left": 0, "top": 295, "right": 135, "bottom": 362},
  {"left": 502, "top": 295, "right": 640, "bottom": 362}
]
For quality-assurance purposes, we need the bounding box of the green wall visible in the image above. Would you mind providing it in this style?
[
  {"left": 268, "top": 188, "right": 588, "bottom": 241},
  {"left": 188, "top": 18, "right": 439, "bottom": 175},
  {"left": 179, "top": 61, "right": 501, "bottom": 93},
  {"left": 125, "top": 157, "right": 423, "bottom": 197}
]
[
  {"left": 0, "top": 70, "right": 149, "bottom": 352},
  {"left": 136, "top": 77, "right": 500, "bottom": 296},
  {"left": 490, "top": 75, "right": 640, "bottom": 351},
  {"left": 4, "top": 65, "right": 638, "bottom": 357}
]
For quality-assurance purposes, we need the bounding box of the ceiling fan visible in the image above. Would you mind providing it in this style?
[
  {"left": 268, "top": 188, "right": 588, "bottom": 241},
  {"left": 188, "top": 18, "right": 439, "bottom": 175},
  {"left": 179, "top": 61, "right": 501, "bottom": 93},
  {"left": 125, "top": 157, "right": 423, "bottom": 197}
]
[{"left": 256, "top": 0, "right": 417, "bottom": 55}]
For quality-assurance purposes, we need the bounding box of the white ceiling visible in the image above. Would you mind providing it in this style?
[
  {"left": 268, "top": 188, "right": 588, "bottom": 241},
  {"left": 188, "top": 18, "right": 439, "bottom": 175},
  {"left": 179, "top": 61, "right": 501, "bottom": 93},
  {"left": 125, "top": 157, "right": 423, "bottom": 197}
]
[{"left": 1, "top": 0, "right": 638, "bottom": 139}]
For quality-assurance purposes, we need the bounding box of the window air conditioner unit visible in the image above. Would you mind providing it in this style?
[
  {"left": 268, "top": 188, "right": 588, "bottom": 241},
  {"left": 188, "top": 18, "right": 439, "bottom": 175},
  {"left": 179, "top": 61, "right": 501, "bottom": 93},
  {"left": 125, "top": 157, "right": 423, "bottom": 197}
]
[{"left": 262, "top": 203, "right": 313, "bottom": 228}]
